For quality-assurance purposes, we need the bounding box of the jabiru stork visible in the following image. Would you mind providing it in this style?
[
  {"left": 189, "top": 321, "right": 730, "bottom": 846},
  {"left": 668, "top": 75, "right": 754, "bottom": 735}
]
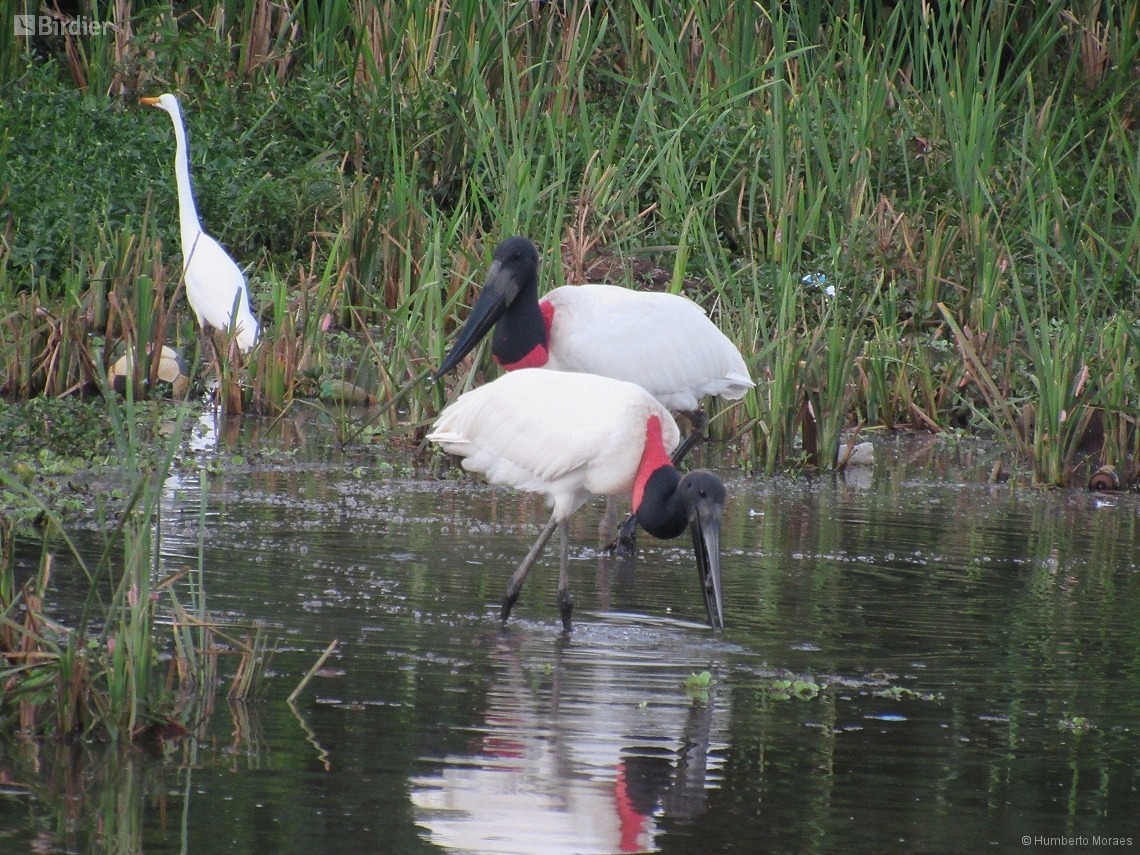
[
  {"left": 141, "top": 94, "right": 259, "bottom": 352},
  {"left": 433, "top": 236, "right": 751, "bottom": 546},
  {"left": 427, "top": 369, "right": 726, "bottom": 632}
]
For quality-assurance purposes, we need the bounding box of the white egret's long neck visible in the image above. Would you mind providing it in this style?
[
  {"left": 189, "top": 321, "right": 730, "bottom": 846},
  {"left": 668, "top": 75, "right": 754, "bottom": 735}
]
[{"left": 167, "top": 103, "right": 203, "bottom": 259}]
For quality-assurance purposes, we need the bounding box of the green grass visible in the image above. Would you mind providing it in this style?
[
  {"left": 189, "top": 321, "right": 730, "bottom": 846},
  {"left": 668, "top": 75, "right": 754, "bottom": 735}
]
[
  {"left": 0, "top": 388, "right": 273, "bottom": 741},
  {"left": 1, "top": 0, "right": 1139, "bottom": 485}
]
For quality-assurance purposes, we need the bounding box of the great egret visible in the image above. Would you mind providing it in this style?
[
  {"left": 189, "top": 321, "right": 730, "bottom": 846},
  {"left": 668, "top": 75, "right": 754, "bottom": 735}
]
[{"left": 141, "top": 94, "right": 258, "bottom": 352}]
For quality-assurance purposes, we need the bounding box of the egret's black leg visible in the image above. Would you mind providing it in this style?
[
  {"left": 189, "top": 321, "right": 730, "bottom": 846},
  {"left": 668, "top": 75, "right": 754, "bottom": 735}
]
[
  {"left": 557, "top": 521, "right": 573, "bottom": 632},
  {"left": 502, "top": 514, "right": 559, "bottom": 626}
]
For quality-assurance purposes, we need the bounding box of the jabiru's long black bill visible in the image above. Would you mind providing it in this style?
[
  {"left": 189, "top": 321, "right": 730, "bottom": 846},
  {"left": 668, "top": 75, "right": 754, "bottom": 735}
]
[
  {"left": 689, "top": 498, "right": 724, "bottom": 630},
  {"left": 433, "top": 258, "right": 518, "bottom": 380}
]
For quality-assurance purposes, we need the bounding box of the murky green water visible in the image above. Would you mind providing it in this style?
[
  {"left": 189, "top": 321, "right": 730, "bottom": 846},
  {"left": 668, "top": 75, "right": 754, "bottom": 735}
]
[{"left": 4, "top": 429, "right": 1140, "bottom": 854}]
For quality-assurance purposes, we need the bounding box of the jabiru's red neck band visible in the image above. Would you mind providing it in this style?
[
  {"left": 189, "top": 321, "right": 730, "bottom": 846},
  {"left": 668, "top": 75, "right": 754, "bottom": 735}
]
[
  {"left": 495, "top": 302, "right": 555, "bottom": 371},
  {"left": 632, "top": 415, "right": 675, "bottom": 513},
  {"left": 495, "top": 343, "right": 549, "bottom": 370}
]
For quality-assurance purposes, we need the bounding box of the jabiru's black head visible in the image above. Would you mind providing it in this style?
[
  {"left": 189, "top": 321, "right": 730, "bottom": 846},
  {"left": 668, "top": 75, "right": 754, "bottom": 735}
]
[
  {"left": 636, "top": 468, "right": 727, "bottom": 630},
  {"left": 434, "top": 236, "right": 546, "bottom": 380}
]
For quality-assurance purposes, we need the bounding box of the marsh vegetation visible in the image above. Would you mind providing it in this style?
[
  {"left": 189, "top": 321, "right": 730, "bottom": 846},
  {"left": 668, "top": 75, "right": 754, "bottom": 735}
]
[
  {"left": 2, "top": 0, "right": 1140, "bottom": 757},
  {"left": 2, "top": 0, "right": 1137, "bottom": 481}
]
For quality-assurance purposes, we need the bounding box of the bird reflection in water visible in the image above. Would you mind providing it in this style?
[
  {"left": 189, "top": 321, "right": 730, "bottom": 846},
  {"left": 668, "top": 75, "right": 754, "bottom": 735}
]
[{"left": 410, "top": 626, "right": 726, "bottom": 854}]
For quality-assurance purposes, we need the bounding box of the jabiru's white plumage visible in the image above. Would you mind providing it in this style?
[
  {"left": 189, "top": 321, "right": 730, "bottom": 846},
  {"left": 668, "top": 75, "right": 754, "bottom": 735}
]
[
  {"left": 434, "top": 237, "right": 752, "bottom": 549},
  {"left": 142, "top": 94, "right": 259, "bottom": 352},
  {"left": 435, "top": 237, "right": 752, "bottom": 415},
  {"left": 428, "top": 369, "right": 726, "bottom": 632}
]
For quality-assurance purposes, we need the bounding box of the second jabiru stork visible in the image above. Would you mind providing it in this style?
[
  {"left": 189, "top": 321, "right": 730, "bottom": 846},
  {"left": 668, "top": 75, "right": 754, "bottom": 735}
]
[
  {"left": 433, "top": 236, "right": 753, "bottom": 464},
  {"left": 427, "top": 369, "right": 727, "bottom": 632}
]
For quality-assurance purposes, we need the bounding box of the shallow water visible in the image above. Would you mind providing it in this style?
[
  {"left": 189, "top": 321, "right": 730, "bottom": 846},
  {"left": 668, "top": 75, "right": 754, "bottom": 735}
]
[{"left": 3, "top": 431, "right": 1140, "bottom": 854}]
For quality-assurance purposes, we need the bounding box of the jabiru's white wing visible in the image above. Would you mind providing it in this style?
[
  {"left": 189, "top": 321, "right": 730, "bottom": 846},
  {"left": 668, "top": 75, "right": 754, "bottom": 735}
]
[
  {"left": 428, "top": 369, "right": 680, "bottom": 520},
  {"left": 542, "top": 285, "right": 754, "bottom": 412},
  {"left": 182, "top": 229, "right": 259, "bottom": 351}
]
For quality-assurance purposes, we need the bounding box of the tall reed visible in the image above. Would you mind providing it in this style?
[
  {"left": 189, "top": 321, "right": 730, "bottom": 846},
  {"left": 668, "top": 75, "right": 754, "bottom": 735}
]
[
  {"left": 0, "top": 388, "right": 273, "bottom": 739},
  {"left": 2, "top": 0, "right": 1138, "bottom": 478}
]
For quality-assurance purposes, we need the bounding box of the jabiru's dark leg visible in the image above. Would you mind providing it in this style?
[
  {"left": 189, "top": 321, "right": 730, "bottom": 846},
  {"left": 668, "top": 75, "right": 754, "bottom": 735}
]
[
  {"left": 608, "top": 408, "right": 710, "bottom": 555},
  {"left": 611, "top": 511, "right": 640, "bottom": 556},
  {"left": 557, "top": 521, "right": 573, "bottom": 632},
  {"left": 670, "top": 409, "right": 710, "bottom": 468},
  {"left": 502, "top": 514, "right": 559, "bottom": 626},
  {"left": 598, "top": 497, "right": 619, "bottom": 547}
]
